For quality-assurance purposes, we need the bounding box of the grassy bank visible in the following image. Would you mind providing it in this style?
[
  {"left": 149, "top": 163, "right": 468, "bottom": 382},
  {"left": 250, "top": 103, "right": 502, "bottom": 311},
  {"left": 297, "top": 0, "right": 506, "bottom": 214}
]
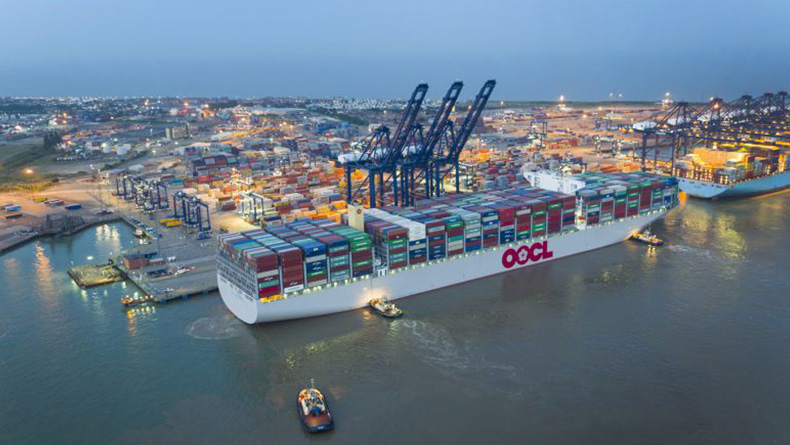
[{"left": 0, "top": 143, "right": 58, "bottom": 191}]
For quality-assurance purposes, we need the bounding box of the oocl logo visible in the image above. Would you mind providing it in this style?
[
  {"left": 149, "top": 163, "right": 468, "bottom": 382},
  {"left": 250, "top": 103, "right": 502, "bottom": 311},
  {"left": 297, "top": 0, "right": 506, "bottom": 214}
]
[{"left": 501, "top": 241, "right": 554, "bottom": 269}]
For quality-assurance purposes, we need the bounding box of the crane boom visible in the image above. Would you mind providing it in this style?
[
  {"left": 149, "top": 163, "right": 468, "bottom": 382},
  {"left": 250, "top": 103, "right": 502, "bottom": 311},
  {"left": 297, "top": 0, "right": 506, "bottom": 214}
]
[
  {"left": 414, "top": 81, "right": 463, "bottom": 164},
  {"left": 384, "top": 83, "right": 429, "bottom": 167},
  {"left": 446, "top": 79, "right": 496, "bottom": 163}
]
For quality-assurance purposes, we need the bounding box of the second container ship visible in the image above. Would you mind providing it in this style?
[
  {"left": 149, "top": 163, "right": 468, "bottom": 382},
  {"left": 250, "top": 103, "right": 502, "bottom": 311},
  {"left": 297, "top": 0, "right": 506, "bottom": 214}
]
[
  {"left": 673, "top": 142, "right": 790, "bottom": 199},
  {"left": 217, "top": 171, "right": 679, "bottom": 324}
]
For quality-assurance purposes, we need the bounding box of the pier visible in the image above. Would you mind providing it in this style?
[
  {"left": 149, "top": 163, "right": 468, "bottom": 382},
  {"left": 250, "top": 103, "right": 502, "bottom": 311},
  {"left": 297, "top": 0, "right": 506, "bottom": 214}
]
[
  {"left": 67, "top": 262, "right": 126, "bottom": 288},
  {"left": 116, "top": 259, "right": 218, "bottom": 303},
  {"left": 110, "top": 195, "right": 219, "bottom": 303}
]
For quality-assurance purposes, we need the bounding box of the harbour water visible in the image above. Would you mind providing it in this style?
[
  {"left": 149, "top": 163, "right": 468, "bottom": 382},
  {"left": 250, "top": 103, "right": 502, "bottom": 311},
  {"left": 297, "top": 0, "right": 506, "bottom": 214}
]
[{"left": 2, "top": 192, "right": 790, "bottom": 444}]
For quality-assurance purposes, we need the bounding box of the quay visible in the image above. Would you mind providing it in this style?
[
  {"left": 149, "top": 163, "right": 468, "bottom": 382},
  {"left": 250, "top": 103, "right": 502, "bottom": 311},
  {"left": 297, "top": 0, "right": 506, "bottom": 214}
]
[
  {"left": 116, "top": 258, "right": 218, "bottom": 303},
  {"left": 111, "top": 197, "right": 220, "bottom": 303},
  {"left": 68, "top": 262, "right": 126, "bottom": 288}
]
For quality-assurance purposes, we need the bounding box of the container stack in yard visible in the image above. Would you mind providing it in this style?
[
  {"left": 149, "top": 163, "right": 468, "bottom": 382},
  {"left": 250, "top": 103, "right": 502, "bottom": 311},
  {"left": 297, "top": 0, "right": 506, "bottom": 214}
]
[
  {"left": 230, "top": 161, "right": 351, "bottom": 224},
  {"left": 458, "top": 147, "right": 526, "bottom": 192}
]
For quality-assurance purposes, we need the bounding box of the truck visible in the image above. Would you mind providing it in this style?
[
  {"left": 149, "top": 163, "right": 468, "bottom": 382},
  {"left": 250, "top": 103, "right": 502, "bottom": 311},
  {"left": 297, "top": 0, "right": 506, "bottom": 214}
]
[{"left": 146, "top": 269, "right": 167, "bottom": 278}]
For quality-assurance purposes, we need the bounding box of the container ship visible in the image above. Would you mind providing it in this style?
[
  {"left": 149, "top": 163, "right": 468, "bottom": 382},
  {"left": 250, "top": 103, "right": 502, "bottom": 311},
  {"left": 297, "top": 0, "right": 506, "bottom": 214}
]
[
  {"left": 673, "top": 143, "right": 790, "bottom": 199},
  {"left": 217, "top": 172, "right": 679, "bottom": 324}
]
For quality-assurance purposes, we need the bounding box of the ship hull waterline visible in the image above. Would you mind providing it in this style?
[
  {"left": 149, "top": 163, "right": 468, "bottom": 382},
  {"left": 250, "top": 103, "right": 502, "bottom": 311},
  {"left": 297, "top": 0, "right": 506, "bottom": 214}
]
[
  {"left": 219, "top": 211, "right": 666, "bottom": 324},
  {"left": 678, "top": 171, "right": 790, "bottom": 199}
]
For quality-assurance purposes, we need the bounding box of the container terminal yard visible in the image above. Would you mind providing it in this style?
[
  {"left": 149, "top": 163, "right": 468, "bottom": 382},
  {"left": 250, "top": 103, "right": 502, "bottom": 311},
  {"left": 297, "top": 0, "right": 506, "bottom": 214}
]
[{"left": 2, "top": 86, "right": 789, "bottom": 311}]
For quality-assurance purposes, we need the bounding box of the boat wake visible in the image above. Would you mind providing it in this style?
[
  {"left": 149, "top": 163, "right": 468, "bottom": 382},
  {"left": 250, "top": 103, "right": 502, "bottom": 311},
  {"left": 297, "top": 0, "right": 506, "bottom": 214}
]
[
  {"left": 396, "top": 319, "right": 520, "bottom": 396},
  {"left": 666, "top": 244, "right": 716, "bottom": 260},
  {"left": 186, "top": 314, "right": 246, "bottom": 340}
]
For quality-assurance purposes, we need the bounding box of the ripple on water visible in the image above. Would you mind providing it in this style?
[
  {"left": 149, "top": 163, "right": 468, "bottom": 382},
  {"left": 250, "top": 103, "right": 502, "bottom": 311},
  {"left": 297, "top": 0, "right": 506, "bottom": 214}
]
[
  {"left": 666, "top": 244, "right": 717, "bottom": 260},
  {"left": 185, "top": 314, "right": 245, "bottom": 340},
  {"left": 394, "top": 319, "right": 519, "bottom": 396}
]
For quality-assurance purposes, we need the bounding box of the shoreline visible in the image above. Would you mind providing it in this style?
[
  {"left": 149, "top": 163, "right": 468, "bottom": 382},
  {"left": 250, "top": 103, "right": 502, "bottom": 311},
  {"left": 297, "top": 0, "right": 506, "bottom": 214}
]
[{"left": 0, "top": 213, "right": 130, "bottom": 254}]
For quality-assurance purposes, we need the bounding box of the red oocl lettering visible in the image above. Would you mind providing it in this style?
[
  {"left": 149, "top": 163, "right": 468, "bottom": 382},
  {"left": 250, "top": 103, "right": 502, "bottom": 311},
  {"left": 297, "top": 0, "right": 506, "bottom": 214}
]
[
  {"left": 501, "top": 241, "right": 553, "bottom": 269},
  {"left": 528, "top": 243, "right": 543, "bottom": 262},
  {"left": 501, "top": 248, "right": 517, "bottom": 268},
  {"left": 541, "top": 241, "right": 554, "bottom": 259},
  {"left": 516, "top": 246, "right": 530, "bottom": 265}
]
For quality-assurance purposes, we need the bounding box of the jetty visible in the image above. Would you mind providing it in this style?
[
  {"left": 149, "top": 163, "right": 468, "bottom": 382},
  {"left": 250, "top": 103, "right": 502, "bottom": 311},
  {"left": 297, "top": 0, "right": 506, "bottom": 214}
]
[{"left": 68, "top": 262, "right": 126, "bottom": 288}]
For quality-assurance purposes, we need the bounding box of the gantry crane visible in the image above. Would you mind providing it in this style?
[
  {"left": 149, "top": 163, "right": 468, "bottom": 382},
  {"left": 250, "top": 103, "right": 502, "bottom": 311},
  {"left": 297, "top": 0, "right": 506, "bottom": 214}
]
[
  {"left": 339, "top": 84, "right": 428, "bottom": 207},
  {"left": 430, "top": 79, "right": 496, "bottom": 196},
  {"left": 397, "top": 81, "right": 463, "bottom": 205}
]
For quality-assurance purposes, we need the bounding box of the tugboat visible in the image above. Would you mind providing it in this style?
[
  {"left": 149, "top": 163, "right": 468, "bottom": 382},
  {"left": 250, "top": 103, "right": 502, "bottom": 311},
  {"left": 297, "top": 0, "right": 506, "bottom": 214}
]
[
  {"left": 630, "top": 228, "right": 665, "bottom": 246},
  {"left": 120, "top": 294, "right": 156, "bottom": 308},
  {"left": 369, "top": 297, "right": 403, "bottom": 318},
  {"left": 297, "top": 380, "right": 334, "bottom": 433}
]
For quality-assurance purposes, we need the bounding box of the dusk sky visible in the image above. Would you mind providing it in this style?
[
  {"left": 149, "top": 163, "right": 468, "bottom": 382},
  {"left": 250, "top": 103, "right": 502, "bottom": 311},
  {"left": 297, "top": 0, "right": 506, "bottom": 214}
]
[{"left": 1, "top": 1, "right": 789, "bottom": 101}]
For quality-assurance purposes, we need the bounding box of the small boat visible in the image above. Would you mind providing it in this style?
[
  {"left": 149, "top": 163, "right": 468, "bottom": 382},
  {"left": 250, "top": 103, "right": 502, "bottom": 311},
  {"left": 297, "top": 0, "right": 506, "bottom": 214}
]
[
  {"left": 133, "top": 228, "right": 146, "bottom": 238},
  {"left": 369, "top": 297, "right": 403, "bottom": 318},
  {"left": 120, "top": 294, "right": 155, "bottom": 308},
  {"left": 630, "top": 229, "right": 664, "bottom": 246},
  {"left": 297, "top": 381, "right": 334, "bottom": 433}
]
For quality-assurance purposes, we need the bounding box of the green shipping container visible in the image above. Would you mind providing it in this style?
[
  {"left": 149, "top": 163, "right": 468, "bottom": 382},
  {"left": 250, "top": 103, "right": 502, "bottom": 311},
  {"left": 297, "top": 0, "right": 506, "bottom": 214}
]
[{"left": 353, "top": 259, "right": 373, "bottom": 268}]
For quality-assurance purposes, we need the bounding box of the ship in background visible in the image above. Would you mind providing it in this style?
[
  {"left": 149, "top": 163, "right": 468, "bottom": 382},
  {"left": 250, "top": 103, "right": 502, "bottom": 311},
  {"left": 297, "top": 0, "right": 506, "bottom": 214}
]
[
  {"left": 633, "top": 92, "right": 790, "bottom": 199},
  {"left": 673, "top": 144, "right": 790, "bottom": 199},
  {"left": 217, "top": 170, "right": 679, "bottom": 324}
]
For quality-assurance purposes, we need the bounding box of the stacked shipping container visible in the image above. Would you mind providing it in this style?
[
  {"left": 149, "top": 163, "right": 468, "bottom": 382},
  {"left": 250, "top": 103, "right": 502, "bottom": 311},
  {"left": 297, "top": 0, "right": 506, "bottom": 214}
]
[
  {"left": 218, "top": 222, "right": 373, "bottom": 301},
  {"left": 220, "top": 172, "right": 677, "bottom": 299},
  {"left": 572, "top": 172, "right": 678, "bottom": 225}
]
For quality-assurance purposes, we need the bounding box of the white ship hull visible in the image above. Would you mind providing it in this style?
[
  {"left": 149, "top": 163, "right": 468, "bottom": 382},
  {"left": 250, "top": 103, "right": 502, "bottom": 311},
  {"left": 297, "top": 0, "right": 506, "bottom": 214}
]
[
  {"left": 219, "top": 210, "right": 667, "bottom": 324},
  {"left": 679, "top": 171, "right": 790, "bottom": 199}
]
